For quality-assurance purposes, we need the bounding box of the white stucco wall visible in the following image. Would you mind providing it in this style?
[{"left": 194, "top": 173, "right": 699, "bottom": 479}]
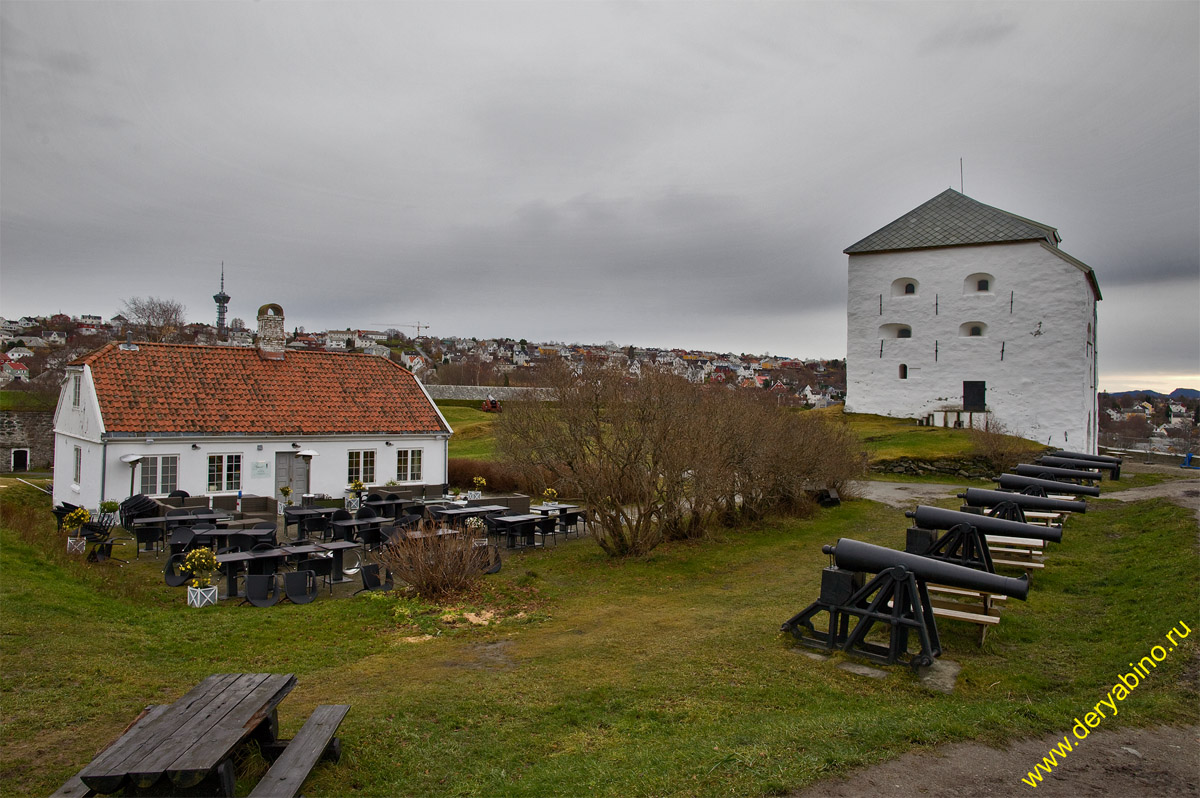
[
  {"left": 52, "top": 363, "right": 451, "bottom": 509},
  {"left": 78, "top": 436, "right": 449, "bottom": 508},
  {"left": 52, "top": 367, "right": 106, "bottom": 508},
  {"left": 845, "top": 241, "right": 1098, "bottom": 451}
]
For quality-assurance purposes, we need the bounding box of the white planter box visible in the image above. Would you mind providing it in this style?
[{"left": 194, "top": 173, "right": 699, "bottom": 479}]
[
  {"left": 67, "top": 536, "right": 86, "bottom": 554},
  {"left": 187, "top": 585, "right": 218, "bottom": 608},
  {"left": 466, "top": 491, "right": 482, "bottom": 500}
]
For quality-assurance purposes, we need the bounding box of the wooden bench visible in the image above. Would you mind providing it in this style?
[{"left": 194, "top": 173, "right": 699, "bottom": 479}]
[
  {"left": 52, "top": 705, "right": 169, "bottom": 797},
  {"left": 925, "top": 584, "right": 1005, "bottom": 646},
  {"left": 248, "top": 704, "right": 350, "bottom": 798}
]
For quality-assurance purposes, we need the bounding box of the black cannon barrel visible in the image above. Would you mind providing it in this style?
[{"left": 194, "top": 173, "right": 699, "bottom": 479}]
[
  {"left": 1013, "top": 463, "right": 1101, "bottom": 482},
  {"left": 822, "top": 538, "right": 1029, "bottom": 600},
  {"left": 959, "top": 487, "right": 1086, "bottom": 514},
  {"left": 1051, "top": 450, "right": 1122, "bottom": 465},
  {"left": 995, "top": 474, "right": 1101, "bottom": 497},
  {"left": 906, "top": 504, "right": 1063, "bottom": 543},
  {"left": 1039, "top": 455, "right": 1119, "bottom": 475}
]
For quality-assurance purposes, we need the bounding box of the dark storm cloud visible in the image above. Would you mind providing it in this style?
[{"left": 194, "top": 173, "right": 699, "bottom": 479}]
[{"left": 1, "top": 1, "right": 1196, "bottom": 383}]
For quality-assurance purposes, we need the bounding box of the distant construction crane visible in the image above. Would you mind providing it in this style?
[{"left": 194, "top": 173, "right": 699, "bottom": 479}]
[{"left": 370, "top": 321, "right": 430, "bottom": 337}]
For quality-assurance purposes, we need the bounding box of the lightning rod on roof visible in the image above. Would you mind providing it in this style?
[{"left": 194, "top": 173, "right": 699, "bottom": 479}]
[{"left": 960, "top": 158, "right": 964, "bottom": 194}]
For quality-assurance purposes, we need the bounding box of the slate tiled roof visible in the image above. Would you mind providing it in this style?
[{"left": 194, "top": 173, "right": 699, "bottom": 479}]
[
  {"left": 73, "top": 343, "right": 448, "bottom": 437},
  {"left": 844, "top": 189, "right": 1061, "bottom": 254}
]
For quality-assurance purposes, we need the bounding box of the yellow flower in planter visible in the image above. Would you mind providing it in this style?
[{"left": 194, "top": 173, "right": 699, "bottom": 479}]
[
  {"left": 183, "top": 547, "right": 218, "bottom": 589},
  {"left": 472, "top": 476, "right": 487, "bottom": 490},
  {"left": 542, "top": 488, "right": 558, "bottom": 502},
  {"left": 63, "top": 507, "right": 91, "bottom": 532}
]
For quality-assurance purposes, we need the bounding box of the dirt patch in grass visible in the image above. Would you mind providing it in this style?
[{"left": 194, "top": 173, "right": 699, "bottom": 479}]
[
  {"left": 792, "top": 724, "right": 1200, "bottom": 797},
  {"left": 443, "top": 639, "right": 518, "bottom": 671}
]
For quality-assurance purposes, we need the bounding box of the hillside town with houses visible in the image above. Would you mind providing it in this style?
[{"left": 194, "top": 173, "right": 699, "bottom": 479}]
[{"left": 0, "top": 309, "right": 847, "bottom": 408}]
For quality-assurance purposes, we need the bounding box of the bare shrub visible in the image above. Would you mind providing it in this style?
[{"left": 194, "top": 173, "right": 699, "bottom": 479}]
[
  {"left": 969, "top": 416, "right": 1036, "bottom": 472},
  {"left": 378, "top": 522, "right": 489, "bottom": 600},
  {"left": 447, "top": 458, "right": 528, "bottom": 493},
  {"left": 497, "top": 362, "right": 866, "bottom": 557}
]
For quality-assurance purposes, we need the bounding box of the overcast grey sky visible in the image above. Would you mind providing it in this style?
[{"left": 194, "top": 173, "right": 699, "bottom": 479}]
[{"left": 2, "top": 1, "right": 1197, "bottom": 391}]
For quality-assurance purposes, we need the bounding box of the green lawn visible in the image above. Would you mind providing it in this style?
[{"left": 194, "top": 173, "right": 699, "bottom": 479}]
[
  {"left": 440, "top": 404, "right": 1041, "bottom": 467},
  {"left": 0, "top": 390, "right": 55, "bottom": 411},
  {"left": 439, "top": 402, "right": 499, "bottom": 460},
  {"left": 838, "top": 412, "right": 1003, "bottom": 462},
  {"left": 2, "top": 486, "right": 1196, "bottom": 797}
]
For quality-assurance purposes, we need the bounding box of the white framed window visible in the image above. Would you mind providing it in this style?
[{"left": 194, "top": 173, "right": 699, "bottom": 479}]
[
  {"left": 71, "top": 375, "right": 82, "bottom": 408},
  {"left": 347, "top": 450, "right": 376, "bottom": 484},
  {"left": 397, "top": 449, "right": 422, "bottom": 482},
  {"left": 208, "top": 454, "right": 242, "bottom": 492},
  {"left": 73, "top": 446, "right": 82, "bottom": 484},
  {"left": 140, "top": 455, "right": 179, "bottom": 495}
]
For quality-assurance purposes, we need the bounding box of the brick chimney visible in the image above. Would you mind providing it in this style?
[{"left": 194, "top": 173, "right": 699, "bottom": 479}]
[{"left": 257, "top": 303, "right": 286, "bottom": 360}]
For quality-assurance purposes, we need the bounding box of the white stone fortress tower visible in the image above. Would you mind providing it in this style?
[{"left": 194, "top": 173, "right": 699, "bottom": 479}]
[{"left": 843, "top": 189, "right": 1101, "bottom": 452}]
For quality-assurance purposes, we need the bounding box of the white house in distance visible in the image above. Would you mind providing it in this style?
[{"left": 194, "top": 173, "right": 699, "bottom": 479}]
[
  {"left": 844, "top": 189, "right": 1101, "bottom": 451},
  {"left": 53, "top": 304, "right": 452, "bottom": 510}
]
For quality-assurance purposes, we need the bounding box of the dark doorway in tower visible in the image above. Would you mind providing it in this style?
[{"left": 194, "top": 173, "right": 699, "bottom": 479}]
[{"left": 963, "top": 381, "right": 986, "bottom": 412}]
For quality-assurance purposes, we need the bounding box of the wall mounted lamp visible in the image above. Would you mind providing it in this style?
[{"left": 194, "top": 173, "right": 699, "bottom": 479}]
[
  {"left": 385, "top": 441, "right": 394, "bottom": 446},
  {"left": 292, "top": 442, "right": 301, "bottom": 449},
  {"left": 191, "top": 444, "right": 201, "bottom": 450}
]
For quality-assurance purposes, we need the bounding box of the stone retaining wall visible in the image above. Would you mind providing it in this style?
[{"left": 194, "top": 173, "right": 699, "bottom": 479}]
[{"left": 870, "top": 456, "right": 997, "bottom": 480}]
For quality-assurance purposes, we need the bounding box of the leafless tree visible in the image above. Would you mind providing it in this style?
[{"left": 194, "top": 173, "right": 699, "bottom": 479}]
[
  {"left": 121, "top": 296, "right": 187, "bottom": 342},
  {"left": 497, "top": 362, "right": 864, "bottom": 557}
]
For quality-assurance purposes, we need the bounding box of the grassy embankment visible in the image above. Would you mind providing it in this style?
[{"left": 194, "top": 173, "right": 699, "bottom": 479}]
[
  {"left": 2, "top": 472, "right": 1196, "bottom": 797},
  {"left": 443, "top": 403, "right": 1037, "bottom": 480}
]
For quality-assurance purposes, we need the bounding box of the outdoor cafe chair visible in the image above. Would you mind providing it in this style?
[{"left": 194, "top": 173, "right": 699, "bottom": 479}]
[
  {"left": 167, "top": 528, "right": 195, "bottom": 557},
  {"left": 83, "top": 517, "right": 129, "bottom": 563},
  {"left": 354, "top": 563, "right": 394, "bottom": 595},
  {"left": 134, "top": 524, "right": 165, "bottom": 558},
  {"left": 167, "top": 489, "right": 190, "bottom": 499},
  {"left": 250, "top": 521, "right": 278, "bottom": 546},
  {"left": 298, "top": 558, "right": 334, "bottom": 595},
  {"left": 283, "top": 570, "right": 319, "bottom": 604},
  {"left": 164, "top": 508, "right": 194, "bottom": 530},
  {"left": 299, "top": 514, "right": 330, "bottom": 543},
  {"left": 241, "top": 573, "right": 281, "bottom": 607},
  {"left": 395, "top": 513, "right": 422, "bottom": 531},
  {"left": 164, "top": 553, "right": 191, "bottom": 587},
  {"left": 557, "top": 510, "right": 584, "bottom": 539},
  {"left": 421, "top": 503, "right": 448, "bottom": 522},
  {"left": 190, "top": 522, "right": 217, "bottom": 548}
]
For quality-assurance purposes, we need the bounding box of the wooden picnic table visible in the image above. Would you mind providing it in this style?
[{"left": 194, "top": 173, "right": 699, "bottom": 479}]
[{"left": 76, "top": 673, "right": 296, "bottom": 796}]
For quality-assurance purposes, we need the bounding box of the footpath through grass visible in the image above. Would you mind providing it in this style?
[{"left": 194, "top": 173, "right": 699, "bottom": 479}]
[{"left": 2, "top": 490, "right": 1196, "bottom": 797}]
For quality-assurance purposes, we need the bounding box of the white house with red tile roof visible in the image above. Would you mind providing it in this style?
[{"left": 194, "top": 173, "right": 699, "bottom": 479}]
[{"left": 53, "top": 304, "right": 451, "bottom": 510}]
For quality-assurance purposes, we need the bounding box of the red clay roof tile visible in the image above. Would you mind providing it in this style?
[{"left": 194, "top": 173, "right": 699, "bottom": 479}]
[{"left": 74, "top": 342, "right": 448, "bottom": 437}]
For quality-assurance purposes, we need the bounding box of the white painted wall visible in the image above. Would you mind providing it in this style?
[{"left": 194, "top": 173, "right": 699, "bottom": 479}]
[
  {"left": 52, "top": 364, "right": 450, "bottom": 509},
  {"left": 845, "top": 241, "right": 1098, "bottom": 451}
]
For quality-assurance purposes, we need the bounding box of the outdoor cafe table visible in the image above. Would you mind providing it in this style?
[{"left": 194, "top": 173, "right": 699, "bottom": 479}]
[
  {"left": 131, "top": 511, "right": 233, "bottom": 530},
  {"left": 316, "top": 540, "right": 361, "bottom": 583},
  {"left": 214, "top": 549, "right": 289, "bottom": 597},
  {"left": 529, "top": 503, "right": 579, "bottom": 515},
  {"left": 492, "top": 514, "right": 547, "bottom": 548},
  {"left": 362, "top": 497, "right": 408, "bottom": 518},
  {"left": 432, "top": 505, "right": 509, "bottom": 527},
  {"left": 280, "top": 506, "right": 338, "bottom": 532},
  {"left": 77, "top": 672, "right": 297, "bottom": 796},
  {"left": 330, "top": 517, "right": 384, "bottom": 544}
]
